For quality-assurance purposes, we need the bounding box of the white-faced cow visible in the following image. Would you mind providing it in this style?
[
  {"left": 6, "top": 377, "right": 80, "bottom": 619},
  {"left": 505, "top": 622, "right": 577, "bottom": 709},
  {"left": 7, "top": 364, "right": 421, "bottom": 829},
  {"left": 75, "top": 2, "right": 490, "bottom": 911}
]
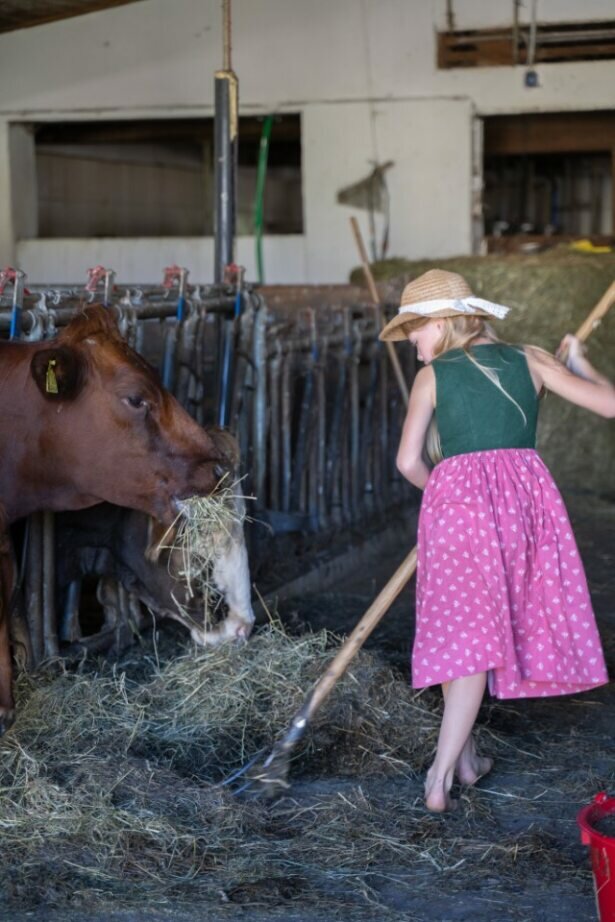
[
  {"left": 0, "top": 305, "right": 254, "bottom": 733},
  {"left": 55, "top": 498, "right": 254, "bottom": 649}
]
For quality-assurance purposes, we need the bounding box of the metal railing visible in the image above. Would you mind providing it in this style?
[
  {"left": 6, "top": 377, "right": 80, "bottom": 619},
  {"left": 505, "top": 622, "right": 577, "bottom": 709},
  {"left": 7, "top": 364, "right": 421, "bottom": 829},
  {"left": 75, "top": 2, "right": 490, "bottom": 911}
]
[
  {"left": 243, "top": 299, "right": 417, "bottom": 533},
  {"left": 1, "top": 266, "right": 418, "bottom": 661}
]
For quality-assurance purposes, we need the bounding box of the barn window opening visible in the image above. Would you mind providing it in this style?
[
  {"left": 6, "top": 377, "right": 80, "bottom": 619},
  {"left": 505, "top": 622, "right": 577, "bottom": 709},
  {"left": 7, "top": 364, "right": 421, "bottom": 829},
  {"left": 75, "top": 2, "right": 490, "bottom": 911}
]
[
  {"left": 482, "top": 112, "right": 615, "bottom": 250},
  {"left": 33, "top": 116, "right": 303, "bottom": 238},
  {"left": 484, "top": 152, "right": 613, "bottom": 238}
]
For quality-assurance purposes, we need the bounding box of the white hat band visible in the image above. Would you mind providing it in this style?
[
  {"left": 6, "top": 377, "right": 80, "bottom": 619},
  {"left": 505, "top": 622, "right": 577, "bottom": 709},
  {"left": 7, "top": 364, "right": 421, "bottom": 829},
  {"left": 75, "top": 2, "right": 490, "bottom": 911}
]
[{"left": 399, "top": 297, "right": 510, "bottom": 320}]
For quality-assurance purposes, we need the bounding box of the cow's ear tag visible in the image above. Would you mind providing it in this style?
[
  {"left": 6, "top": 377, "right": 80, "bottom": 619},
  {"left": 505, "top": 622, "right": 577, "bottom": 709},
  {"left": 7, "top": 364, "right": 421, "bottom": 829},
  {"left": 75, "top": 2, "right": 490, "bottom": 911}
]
[{"left": 45, "top": 359, "right": 59, "bottom": 394}]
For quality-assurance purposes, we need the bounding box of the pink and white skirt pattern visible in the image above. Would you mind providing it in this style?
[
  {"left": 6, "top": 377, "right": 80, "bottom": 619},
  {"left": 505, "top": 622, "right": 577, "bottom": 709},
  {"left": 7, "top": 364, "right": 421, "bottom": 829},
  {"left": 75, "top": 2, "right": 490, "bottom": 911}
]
[{"left": 412, "top": 449, "right": 609, "bottom": 699}]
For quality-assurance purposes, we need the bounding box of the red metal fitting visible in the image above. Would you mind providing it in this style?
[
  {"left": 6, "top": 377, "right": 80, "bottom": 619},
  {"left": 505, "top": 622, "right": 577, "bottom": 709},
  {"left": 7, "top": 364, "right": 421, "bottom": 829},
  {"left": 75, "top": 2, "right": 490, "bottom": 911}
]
[
  {"left": 0, "top": 266, "right": 29, "bottom": 295},
  {"left": 85, "top": 265, "right": 109, "bottom": 292},
  {"left": 162, "top": 265, "right": 184, "bottom": 289},
  {"left": 223, "top": 263, "right": 245, "bottom": 287}
]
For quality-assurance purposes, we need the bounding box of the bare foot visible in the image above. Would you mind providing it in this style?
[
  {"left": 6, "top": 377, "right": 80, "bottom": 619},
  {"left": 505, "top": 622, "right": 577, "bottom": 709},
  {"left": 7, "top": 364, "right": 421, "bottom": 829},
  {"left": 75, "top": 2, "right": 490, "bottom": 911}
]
[
  {"left": 455, "top": 737, "right": 493, "bottom": 786},
  {"left": 424, "top": 765, "right": 458, "bottom": 813}
]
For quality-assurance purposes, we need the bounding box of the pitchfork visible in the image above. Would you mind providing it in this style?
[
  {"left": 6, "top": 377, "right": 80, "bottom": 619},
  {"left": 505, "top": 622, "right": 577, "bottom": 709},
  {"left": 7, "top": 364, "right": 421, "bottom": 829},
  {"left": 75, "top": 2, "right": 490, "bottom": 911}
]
[{"left": 223, "top": 277, "right": 615, "bottom": 798}]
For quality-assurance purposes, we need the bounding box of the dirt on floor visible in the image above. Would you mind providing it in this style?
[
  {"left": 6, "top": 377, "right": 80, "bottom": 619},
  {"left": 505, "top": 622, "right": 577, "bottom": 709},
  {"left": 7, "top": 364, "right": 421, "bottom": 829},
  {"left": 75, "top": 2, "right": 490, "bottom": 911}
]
[
  {"left": 279, "top": 488, "right": 615, "bottom": 921},
  {"left": 2, "top": 489, "right": 614, "bottom": 922}
]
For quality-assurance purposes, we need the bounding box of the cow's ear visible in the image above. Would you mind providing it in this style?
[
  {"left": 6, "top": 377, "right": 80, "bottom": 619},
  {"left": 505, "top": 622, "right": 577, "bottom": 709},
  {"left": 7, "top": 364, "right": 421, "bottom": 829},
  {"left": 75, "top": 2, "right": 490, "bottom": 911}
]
[{"left": 30, "top": 346, "right": 85, "bottom": 401}]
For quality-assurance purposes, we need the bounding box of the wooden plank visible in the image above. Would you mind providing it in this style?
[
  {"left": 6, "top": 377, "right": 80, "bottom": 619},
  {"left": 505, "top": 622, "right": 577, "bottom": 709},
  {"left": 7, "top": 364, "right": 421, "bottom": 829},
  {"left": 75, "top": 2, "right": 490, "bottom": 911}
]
[
  {"left": 438, "top": 21, "right": 615, "bottom": 69},
  {"left": 484, "top": 114, "right": 615, "bottom": 156},
  {"left": 0, "top": 0, "right": 142, "bottom": 35},
  {"left": 537, "top": 42, "right": 615, "bottom": 62},
  {"left": 438, "top": 32, "right": 514, "bottom": 68}
]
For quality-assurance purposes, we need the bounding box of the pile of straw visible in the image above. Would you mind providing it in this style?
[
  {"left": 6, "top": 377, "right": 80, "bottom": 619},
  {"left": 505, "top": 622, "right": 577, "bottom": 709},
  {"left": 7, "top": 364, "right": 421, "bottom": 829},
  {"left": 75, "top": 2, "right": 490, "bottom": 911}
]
[
  {"left": 0, "top": 621, "right": 600, "bottom": 914},
  {"left": 0, "top": 628, "right": 430, "bottom": 910},
  {"left": 357, "top": 249, "right": 615, "bottom": 497}
]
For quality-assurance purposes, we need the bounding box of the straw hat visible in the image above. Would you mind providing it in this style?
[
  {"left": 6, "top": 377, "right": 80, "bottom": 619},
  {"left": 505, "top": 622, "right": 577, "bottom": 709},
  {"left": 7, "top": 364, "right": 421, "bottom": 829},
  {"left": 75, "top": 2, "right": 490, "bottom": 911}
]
[{"left": 379, "top": 269, "right": 510, "bottom": 342}]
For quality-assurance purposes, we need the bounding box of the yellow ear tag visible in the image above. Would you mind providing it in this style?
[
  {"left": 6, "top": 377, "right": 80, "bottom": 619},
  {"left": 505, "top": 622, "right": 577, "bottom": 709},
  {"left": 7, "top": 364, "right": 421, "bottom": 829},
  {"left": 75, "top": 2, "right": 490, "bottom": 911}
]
[{"left": 45, "top": 359, "right": 59, "bottom": 395}]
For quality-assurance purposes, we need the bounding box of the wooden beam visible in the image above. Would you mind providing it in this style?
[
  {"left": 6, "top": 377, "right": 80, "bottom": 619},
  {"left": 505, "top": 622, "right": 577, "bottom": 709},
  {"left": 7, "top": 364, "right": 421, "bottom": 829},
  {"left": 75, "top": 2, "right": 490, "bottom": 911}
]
[
  {"left": 0, "top": 0, "right": 144, "bottom": 35},
  {"left": 438, "top": 20, "right": 615, "bottom": 69},
  {"left": 484, "top": 113, "right": 615, "bottom": 156}
]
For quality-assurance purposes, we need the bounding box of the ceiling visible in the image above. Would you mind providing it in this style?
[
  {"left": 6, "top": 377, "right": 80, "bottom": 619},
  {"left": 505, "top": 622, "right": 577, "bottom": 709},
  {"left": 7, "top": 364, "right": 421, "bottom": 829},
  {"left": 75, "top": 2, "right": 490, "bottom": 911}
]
[{"left": 0, "top": 0, "right": 143, "bottom": 35}]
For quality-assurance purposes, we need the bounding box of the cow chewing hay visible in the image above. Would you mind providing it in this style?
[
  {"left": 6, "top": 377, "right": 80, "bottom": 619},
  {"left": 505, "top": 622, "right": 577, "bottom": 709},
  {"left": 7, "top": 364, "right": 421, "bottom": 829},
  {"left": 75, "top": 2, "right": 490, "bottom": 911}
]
[{"left": 152, "top": 477, "right": 252, "bottom": 633}]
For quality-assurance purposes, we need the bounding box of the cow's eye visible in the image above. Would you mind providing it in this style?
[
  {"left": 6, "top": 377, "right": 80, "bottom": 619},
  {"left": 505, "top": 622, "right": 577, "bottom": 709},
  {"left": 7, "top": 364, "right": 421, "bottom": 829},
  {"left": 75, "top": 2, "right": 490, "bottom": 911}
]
[{"left": 123, "top": 395, "right": 148, "bottom": 411}]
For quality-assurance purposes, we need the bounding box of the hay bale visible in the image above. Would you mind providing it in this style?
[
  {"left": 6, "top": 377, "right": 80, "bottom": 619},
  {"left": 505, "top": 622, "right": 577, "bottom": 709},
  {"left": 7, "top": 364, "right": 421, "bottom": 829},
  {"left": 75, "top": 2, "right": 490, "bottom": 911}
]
[{"left": 354, "top": 250, "right": 615, "bottom": 497}]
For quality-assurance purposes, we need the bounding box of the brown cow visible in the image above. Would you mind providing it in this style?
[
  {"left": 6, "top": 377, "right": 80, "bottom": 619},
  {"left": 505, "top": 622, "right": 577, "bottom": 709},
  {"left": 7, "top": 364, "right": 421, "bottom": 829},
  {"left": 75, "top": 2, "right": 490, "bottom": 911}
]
[{"left": 0, "top": 305, "right": 254, "bottom": 732}]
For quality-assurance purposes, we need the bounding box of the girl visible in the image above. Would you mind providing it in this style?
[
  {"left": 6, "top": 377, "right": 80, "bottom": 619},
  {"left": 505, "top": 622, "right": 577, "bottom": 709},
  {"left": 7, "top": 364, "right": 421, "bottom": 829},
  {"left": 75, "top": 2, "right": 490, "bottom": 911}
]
[{"left": 380, "top": 269, "right": 614, "bottom": 813}]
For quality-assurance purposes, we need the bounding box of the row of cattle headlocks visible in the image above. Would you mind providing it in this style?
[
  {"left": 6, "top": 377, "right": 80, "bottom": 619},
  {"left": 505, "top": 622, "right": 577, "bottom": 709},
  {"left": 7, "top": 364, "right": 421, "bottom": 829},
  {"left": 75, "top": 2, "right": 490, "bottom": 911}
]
[{"left": 0, "top": 265, "right": 418, "bottom": 663}]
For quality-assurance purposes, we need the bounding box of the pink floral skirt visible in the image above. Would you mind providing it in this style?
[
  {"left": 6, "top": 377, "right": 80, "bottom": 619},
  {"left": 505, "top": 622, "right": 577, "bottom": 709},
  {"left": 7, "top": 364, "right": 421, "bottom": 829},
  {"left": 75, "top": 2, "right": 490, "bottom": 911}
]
[{"left": 412, "top": 449, "right": 609, "bottom": 699}]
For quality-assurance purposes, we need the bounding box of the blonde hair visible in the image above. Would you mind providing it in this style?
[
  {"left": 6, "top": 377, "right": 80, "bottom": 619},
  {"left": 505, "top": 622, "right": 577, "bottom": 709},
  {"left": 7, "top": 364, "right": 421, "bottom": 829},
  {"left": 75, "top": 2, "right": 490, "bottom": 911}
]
[{"left": 402, "top": 316, "right": 528, "bottom": 465}]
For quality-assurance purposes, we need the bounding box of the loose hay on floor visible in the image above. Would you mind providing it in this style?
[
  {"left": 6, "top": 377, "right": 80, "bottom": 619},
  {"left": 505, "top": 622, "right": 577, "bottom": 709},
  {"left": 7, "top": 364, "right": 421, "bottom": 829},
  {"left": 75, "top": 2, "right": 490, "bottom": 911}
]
[
  {"left": 0, "top": 623, "right": 604, "bottom": 914},
  {"left": 0, "top": 626, "right": 440, "bottom": 911}
]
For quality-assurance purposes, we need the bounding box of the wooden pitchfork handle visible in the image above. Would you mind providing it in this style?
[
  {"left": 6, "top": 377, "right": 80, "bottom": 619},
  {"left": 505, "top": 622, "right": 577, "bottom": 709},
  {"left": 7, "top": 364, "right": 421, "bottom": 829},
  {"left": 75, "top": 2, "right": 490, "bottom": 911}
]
[
  {"left": 350, "top": 216, "right": 410, "bottom": 405},
  {"left": 558, "top": 279, "right": 615, "bottom": 361},
  {"left": 246, "top": 547, "right": 418, "bottom": 793},
  {"left": 247, "top": 278, "right": 615, "bottom": 794}
]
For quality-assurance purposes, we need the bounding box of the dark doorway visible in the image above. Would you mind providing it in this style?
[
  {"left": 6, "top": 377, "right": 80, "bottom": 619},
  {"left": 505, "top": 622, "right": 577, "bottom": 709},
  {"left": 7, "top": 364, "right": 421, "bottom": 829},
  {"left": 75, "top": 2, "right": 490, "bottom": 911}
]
[
  {"left": 483, "top": 111, "right": 615, "bottom": 250},
  {"left": 34, "top": 115, "right": 303, "bottom": 238}
]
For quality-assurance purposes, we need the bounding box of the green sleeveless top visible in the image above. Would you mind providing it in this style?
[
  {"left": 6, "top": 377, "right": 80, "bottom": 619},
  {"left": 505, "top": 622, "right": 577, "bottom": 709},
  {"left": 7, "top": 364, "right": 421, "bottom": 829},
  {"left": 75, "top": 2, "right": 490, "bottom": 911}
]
[{"left": 432, "top": 343, "right": 538, "bottom": 459}]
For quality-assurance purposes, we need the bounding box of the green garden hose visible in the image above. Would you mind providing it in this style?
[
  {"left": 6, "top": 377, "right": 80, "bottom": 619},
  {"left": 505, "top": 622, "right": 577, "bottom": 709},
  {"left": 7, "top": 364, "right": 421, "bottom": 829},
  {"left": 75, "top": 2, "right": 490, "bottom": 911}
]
[{"left": 254, "top": 115, "right": 274, "bottom": 284}]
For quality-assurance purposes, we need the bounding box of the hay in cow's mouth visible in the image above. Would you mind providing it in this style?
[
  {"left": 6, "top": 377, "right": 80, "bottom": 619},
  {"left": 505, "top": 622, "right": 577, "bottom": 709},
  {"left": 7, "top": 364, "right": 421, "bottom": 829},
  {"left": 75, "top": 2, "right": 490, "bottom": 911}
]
[{"left": 155, "top": 476, "right": 251, "bottom": 629}]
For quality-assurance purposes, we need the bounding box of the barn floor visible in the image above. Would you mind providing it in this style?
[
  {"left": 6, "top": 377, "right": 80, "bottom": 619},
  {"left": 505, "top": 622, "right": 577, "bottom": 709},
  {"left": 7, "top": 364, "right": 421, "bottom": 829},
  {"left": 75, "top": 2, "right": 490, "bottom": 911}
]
[
  {"left": 2, "top": 490, "right": 614, "bottom": 922},
  {"left": 275, "top": 489, "right": 615, "bottom": 921}
]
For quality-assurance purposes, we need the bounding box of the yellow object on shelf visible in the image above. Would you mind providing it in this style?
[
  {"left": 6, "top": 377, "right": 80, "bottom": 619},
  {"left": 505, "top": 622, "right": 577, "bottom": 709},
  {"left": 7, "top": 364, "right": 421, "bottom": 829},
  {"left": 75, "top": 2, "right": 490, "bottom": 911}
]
[{"left": 569, "top": 238, "right": 612, "bottom": 254}]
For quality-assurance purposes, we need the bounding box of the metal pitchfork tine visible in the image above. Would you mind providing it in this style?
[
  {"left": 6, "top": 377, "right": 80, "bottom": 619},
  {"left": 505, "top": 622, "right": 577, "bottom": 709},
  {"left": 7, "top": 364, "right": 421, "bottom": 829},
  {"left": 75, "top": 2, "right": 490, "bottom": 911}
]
[
  {"left": 219, "top": 748, "right": 268, "bottom": 793},
  {"left": 223, "top": 547, "right": 418, "bottom": 798}
]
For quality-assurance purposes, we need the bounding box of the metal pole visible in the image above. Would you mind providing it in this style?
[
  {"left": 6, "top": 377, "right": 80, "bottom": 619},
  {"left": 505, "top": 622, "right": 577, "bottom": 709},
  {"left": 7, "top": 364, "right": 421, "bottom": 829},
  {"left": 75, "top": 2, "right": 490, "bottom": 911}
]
[
  {"left": 9, "top": 269, "right": 26, "bottom": 340},
  {"left": 214, "top": 1, "right": 238, "bottom": 282},
  {"left": 217, "top": 265, "right": 244, "bottom": 427},
  {"left": 252, "top": 301, "right": 267, "bottom": 510}
]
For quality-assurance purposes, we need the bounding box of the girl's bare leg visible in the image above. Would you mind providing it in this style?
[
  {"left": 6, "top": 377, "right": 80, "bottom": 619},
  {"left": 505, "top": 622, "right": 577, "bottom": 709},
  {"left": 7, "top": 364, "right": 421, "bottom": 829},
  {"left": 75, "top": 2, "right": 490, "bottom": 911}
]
[
  {"left": 442, "top": 680, "right": 493, "bottom": 785},
  {"left": 425, "top": 672, "right": 488, "bottom": 812}
]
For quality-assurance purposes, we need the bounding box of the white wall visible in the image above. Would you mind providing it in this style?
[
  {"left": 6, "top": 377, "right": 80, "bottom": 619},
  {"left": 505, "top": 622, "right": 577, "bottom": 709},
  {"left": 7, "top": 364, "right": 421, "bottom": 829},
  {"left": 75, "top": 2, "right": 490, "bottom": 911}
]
[
  {"left": 1, "top": 0, "right": 614, "bottom": 283},
  {"left": 303, "top": 99, "right": 473, "bottom": 281},
  {"left": 16, "top": 234, "right": 307, "bottom": 285},
  {"left": 0, "top": 123, "right": 14, "bottom": 266},
  {"left": 1, "top": 0, "right": 614, "bottom": 116}
]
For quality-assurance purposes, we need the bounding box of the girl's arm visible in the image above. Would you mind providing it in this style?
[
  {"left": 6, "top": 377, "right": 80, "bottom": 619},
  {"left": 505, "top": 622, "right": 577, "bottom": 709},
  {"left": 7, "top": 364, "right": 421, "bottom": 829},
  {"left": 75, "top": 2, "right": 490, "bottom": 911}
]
[
  {"left": 396, "top": 365, "right": 435, "bottom": 490},
  {"left": 524, "top": 339, "right": 615, "bottom": 418}
]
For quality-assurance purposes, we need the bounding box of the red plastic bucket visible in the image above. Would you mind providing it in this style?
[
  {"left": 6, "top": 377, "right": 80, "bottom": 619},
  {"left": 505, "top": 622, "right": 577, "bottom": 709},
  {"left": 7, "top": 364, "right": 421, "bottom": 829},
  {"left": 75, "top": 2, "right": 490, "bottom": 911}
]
[{"left": 578, "top": 792, "right": 615, "bottom": 921}]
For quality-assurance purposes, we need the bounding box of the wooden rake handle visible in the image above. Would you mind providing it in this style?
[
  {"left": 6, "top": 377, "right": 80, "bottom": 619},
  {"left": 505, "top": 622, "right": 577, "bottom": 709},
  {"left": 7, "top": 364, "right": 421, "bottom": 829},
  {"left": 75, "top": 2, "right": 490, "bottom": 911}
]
[
  {"left": 302, "top": 276, "right": 614, "bottom": 727},
  {"left": 350, "top": 216, "right": 410, "bottom": 405},
  {"left": 303, "top": 545, "right": 418, "bottom": 722},
  {"left": 252, "top": 546, "right": 419, "bottom": 789},
  {"left": 558, "top": 279, "right": 615, "bottom": 363},
  {"left": 574, "top": 279, "right": 615, "bottom": 344},
  {"left": 256, "top": 272, "right": 615, "bottom": 791}
]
